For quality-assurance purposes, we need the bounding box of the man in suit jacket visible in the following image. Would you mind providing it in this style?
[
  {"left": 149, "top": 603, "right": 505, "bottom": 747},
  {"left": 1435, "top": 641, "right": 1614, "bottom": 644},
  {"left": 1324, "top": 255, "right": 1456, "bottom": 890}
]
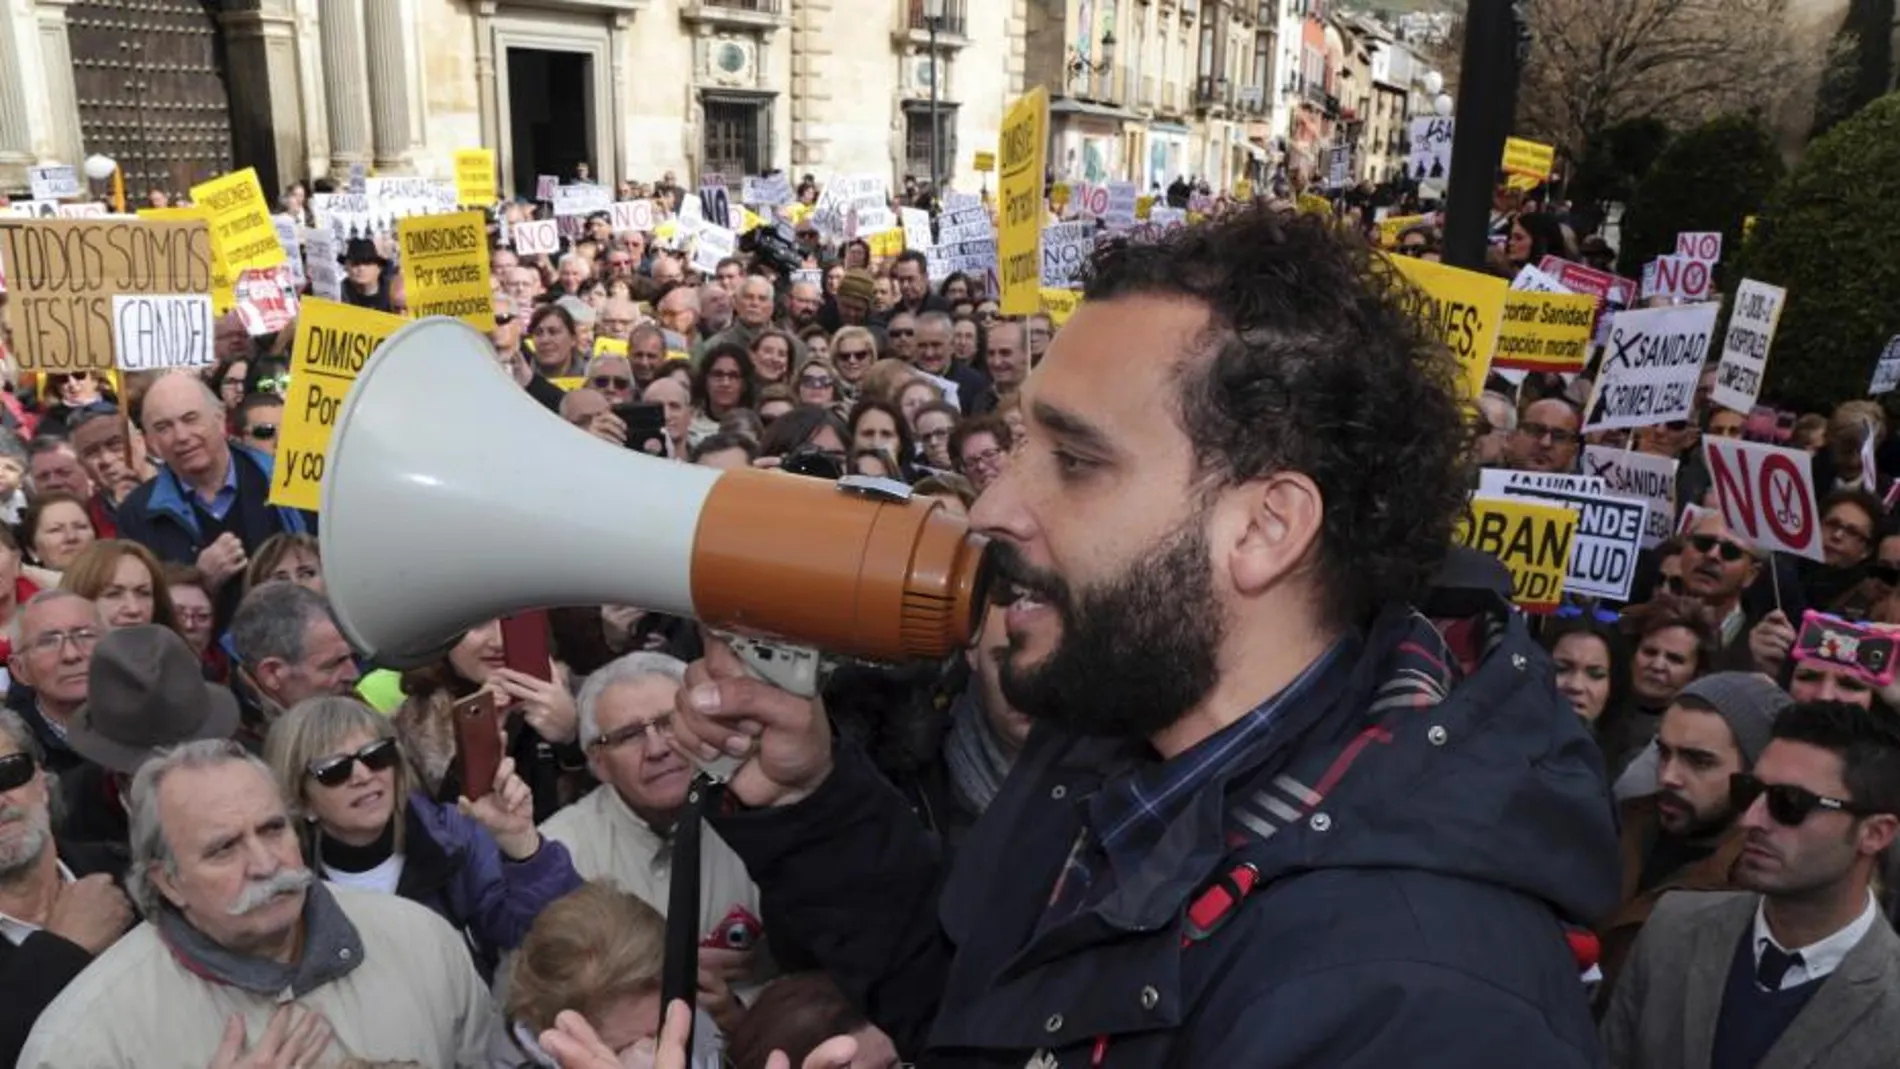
[
  {"left": 0, "top": 709, "right": 134, "bottom": 1066},
  {"left": 1601, "top": 700, "right": 1900, "bottom": 1069}
]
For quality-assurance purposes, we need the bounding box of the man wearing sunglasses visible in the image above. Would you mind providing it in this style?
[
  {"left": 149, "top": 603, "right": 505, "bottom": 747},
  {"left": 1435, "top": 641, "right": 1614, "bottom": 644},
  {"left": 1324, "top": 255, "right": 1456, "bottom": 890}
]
[
  {"left": 1678, "top": 511, "right": 1769, "bottom": 663},
  {"left": 0, "top": 710, "right": 134, "bottom": 1068},
  {"left": 1602, "top": 701, "right": 1900, "bottom": 1068}
]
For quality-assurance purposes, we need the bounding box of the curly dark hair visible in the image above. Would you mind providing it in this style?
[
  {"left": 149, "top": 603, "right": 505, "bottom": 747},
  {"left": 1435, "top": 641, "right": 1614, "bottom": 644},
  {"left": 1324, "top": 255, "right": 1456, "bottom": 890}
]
[
  {"left": 1618, "top": 594, "right": 1720, "bottom": 676},
  {"left": 1081, "top": 208, "right": 1474, "bottom": 628}
]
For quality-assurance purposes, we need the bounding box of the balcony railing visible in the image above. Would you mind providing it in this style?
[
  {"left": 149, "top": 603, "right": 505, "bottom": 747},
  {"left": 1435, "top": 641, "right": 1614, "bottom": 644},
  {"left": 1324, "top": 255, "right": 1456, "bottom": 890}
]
[
  {"left": 706, "top": 0, "right": 781, "bottom": 10},
  {"left": 907, "top": 0, "right": 967, "bottom": 36}
]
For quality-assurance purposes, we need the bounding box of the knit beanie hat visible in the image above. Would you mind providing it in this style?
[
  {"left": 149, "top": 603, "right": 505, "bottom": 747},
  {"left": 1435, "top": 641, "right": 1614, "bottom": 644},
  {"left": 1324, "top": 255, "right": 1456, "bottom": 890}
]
[
  {"left": 836, "top": 269, "right": 878, "bottom": 307},
  {"left": 1676, "top": 672, "right": 1792, "bottom": 766}
]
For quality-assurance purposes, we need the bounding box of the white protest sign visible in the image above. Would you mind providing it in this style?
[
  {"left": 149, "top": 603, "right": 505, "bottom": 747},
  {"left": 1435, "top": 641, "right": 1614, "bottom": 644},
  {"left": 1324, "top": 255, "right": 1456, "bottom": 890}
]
[
  {"left": 1675, "top": 232, "right": 1722, "bottom": 263},
  {"left": 273, "top": 215, "right": 305, "bottom": 289},
  {"left": 28, "top": 165, "right": 82, "bottom": 201},
  {"left": 511, "top": 219, "right": 559, "bottom": 256},
  {"left": 1870, "top": 336, "right": 1900, "bottom": 396},
  {"left": 1478, "top": 471, "right": 1649, "bottom": 601},
  {"left": 55, "top": 202, "right": 106, "bottom": 219},
  {"left": 742, "top": 173, "right": 792, "bottom": 207},
  {"left": 1040, "top": 222, "right": 1092, "bottom": 289},
  {"left": 900, "top": 207, "right": 933, "bottom": 252},
  {"left": 552, "top": 184, "right": 611, "bottom": 218},
  {"left": 699, "top": 175, "right": 731, "bottom": 229},
  {"left": 1407, "top": 117, "right": 1454, "bottom": 187},
  {"left": 678, "top": 194, "right": 704, "bottom": 234},
  {"left": 111, "top": 294, "right": 214, "bottom": 371},
  {"left": 1582, "top": 446, "right": 1679, "bottom": 549},
  {"left": 1076, "top": 183, "right": 1110, "bottom": 217},
  {"left": 303, "top": 228, "right": 341, "bottom": 301},
  {"left": 233, "top": 266, "right": 301, "bottom": 337},
  {"left": 690, "top": 224, "right": 738, "bottom": 275},
  {"left": 535, "top": 175, "right": 559, "bottom": 201},
  {"left": 1104, "top": 181, "right": 1138, "bottom": 230},
  {"left": 610, "top": 200, "right": 655, "bottom": 234},
  {"left": 1709, "top": 279, "right": 1786, "bottom": 414},
  {"left": 1643, "top": 255, "right": 1712, "bottom": 301},
  {"left": 1149, "top": 207, "right": 1187, "bottom": 231},
  {"left": 1510, "top": 264, "right": 1572, "bottom": 293},
  {"left": 1704, "top": 437, "right": 1824, "bottom": 560},
  {"left": 1583, "top": 303, "right": 1720, "bottom": 432}
]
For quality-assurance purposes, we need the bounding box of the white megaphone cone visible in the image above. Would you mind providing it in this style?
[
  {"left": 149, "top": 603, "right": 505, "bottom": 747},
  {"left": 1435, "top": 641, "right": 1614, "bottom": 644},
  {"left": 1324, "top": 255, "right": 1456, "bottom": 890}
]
[{"left": 319, "top": 317, "right": 992, "bottom": 669}]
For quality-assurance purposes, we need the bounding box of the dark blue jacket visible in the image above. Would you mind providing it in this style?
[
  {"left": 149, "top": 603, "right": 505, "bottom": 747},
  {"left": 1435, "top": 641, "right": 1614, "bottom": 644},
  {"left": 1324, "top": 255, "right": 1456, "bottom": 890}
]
[
  {"left": 313, "top": 791, "right": 582, "bottom": 979},
  {"left": 114, "top": 442, "right": 313, "bottom": 568},
  {"left": 714, "top": 588, "right": 1621, "bottom": 1067}
]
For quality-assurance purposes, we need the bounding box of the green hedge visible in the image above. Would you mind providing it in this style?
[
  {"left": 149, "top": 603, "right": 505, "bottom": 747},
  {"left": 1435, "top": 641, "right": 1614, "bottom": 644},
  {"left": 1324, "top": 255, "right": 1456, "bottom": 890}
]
[
  {"left": 1748, "top": 92, "right": 1900, "bottom": 411},
  {"left": 1616, "top": 116, "right": 1783, "bottom": 279}
]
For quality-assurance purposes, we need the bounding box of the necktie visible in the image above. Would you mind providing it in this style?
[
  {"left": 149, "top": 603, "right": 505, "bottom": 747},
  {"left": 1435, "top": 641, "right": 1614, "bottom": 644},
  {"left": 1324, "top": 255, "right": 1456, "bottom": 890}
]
[{"left": 1756, "top": 942, "right": 1805, "bottom": 990}]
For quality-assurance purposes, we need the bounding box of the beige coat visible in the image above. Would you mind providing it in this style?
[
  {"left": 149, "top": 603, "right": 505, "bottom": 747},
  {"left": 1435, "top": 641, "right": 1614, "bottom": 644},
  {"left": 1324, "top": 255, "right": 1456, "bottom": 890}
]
[
  {"left": 19, "top": 887, "right": 497, "bottom": 1068},
  {"left": 540, "top": 783, "right": 761, "bottom": 940}
]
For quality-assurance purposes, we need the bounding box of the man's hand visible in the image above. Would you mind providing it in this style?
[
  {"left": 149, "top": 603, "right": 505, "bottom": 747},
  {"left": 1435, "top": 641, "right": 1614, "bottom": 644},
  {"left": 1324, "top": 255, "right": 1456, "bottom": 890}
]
[
  {"left": 458, "top": 756, "right": 541, "bottom": 860},
  {"left": 1749, "top": 610, "right": 1797, "bottom": 677},
  {"left": 586, "top": 411, "right": 628, "bottom": 447},
  {"left": 697, "top": 965, "right": 744, "bottom": 1035},
  {"left": 208, "top": 1007, "right": 333, "bottom": 1069},
  {"left": 669, "top": 635, "right": 834, "bottom": 809},
  {"left": 43, "top": 873, "right": 132, "bottom": 955},
  {"left": 196, "top": 533, "right": 249, "bottom": 588}
]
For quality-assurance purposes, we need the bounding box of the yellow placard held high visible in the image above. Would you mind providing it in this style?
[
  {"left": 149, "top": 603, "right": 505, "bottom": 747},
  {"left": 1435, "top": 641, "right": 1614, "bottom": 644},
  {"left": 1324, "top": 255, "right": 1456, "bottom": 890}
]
[
  {"left": 973, "top": 151, "right": 996, "bottom": 173},
  {"left": 189, "top": 168, "right": 286, "bottom": 273},
  {"left": 273, "top": 299, "right": 407, "bottom": 512},
  {"left": 1501, "top": 138, "right": 1555, "bottom": 181},
  {"left": 454, "top": 149, "right": 498, "bottom": 206},
  {"left": 1458, "top": 495, "right": 1577, "bottom": 613},
  {"left": 1379, "top": 213, "right": 1431, "bottom": 248},
  {"left": 996, "top": 87, "right": 1047, "bottom": 317},
  {"left": 867, "top": 228, "right": 905, "bottom": 258},
  {"left": 1494, "top": 291, "right": 1598, "bottom": 374},
  {"left": 398, "top": 211, "right": 494, "bottom": 331},
  {"left": 1039, "top": 288, "right": 1081, "bottom": 328},
  {"left": 1392, "top": 256, "right": 1508, "bottom": 401}
]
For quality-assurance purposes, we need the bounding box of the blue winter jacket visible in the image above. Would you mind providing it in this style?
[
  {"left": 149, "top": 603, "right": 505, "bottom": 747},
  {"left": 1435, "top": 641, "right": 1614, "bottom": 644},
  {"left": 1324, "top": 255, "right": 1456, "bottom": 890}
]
[{"left": 713, "top": 576, "right": 1623, "bottom": 1068}]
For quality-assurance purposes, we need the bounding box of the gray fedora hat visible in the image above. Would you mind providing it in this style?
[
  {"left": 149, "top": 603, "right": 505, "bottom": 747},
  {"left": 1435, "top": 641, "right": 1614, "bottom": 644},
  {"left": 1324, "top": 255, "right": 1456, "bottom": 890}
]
[{"left": 66, "top": 625, "right": 242, "bottom": 774}]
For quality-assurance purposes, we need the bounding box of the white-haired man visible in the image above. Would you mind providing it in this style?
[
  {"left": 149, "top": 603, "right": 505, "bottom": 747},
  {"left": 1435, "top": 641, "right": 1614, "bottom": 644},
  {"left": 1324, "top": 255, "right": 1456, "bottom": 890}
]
[{"left": 20, "top": 739, "right": 496, "bottom": 1067}]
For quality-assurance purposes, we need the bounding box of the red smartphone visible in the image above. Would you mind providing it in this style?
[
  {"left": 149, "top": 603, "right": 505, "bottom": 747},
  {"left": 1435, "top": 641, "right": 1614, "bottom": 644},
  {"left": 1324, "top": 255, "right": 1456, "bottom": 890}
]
[
  {"left": 499, "top": 611, "right": 553, "bottom": 682},
  {"left": 451, "top": 690, "right": 503, "bottom": 799}
]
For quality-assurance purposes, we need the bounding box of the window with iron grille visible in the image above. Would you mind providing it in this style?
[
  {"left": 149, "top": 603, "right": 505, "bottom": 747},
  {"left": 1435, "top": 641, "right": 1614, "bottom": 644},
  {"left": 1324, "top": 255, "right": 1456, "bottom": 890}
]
[
  {"left": 902, "top": 103, "right": 958, "bottom": 184},
  {"left": 701, "top": 93, "right": 773, "bottom": 181}
]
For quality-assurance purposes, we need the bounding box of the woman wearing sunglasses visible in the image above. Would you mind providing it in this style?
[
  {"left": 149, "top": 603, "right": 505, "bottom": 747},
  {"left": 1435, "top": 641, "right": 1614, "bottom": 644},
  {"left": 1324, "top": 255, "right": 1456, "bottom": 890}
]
[{"left": 264, "top": 695, "right": 582, "bottom": 980}]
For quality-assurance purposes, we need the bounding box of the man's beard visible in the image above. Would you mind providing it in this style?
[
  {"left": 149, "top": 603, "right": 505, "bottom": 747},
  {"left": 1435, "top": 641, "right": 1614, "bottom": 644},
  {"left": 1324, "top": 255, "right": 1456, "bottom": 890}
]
[
  {"left": 0, "top": 803, "right": 51, "bottom": 879},
  {"left": 990, "top": 514, "right": 1224, "bottom": 742},
  {"left": 1657, "top": 790, "right": 1735, "bottom": 840}
]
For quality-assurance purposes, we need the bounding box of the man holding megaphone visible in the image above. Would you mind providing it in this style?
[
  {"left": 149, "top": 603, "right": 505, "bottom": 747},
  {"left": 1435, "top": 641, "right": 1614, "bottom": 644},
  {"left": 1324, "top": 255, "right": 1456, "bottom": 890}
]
[{"left": 659, "top": 212, "right": 1621, "bottom": 1067}]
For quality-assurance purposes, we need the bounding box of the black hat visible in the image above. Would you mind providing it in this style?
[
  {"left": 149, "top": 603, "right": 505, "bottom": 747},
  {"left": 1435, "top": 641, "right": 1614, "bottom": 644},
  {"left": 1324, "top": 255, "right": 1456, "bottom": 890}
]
[
  {"left": 344, "top": 237, "right": 386, "bottom": 266},
  {"left": 67, "top": 625, "right": 242, "bottom": 774}
]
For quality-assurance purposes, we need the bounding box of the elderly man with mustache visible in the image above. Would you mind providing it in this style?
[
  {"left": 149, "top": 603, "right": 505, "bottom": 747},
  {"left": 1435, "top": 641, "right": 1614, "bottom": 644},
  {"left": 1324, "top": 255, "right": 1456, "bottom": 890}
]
[{"left": 19, "top": 740, "right": 498, "bottom": 1068}]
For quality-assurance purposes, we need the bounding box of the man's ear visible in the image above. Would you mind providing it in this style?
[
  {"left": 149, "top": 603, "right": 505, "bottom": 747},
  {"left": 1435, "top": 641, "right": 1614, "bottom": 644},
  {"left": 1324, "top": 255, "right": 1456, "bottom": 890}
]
[
  {"left": 1860, "top": 813, "right": 1900, "bottom": 858},
  {"left": 151, "top": 859, "right": 186, "bottom": 912},
  {"left": 253, "top": 656, "right": 290, "bottom": 695},
  {"left": 1227, "top": 473, "right": 1326, "bottom": 598},
  {"left": 8, "top": 651, "right": 28, "bottom": 689}
]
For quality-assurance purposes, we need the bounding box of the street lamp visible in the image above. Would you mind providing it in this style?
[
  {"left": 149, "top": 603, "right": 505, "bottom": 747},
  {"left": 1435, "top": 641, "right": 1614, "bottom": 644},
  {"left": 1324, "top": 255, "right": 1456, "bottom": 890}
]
[
  {"left": 1066, "top": 29, "right": 1117, "bottom": 94},
  {"left": 924, "top": 0, "right": 944, "bottom": 203},
  {"left": 83, "top": 154, "right": 124, "bottom": 214}
]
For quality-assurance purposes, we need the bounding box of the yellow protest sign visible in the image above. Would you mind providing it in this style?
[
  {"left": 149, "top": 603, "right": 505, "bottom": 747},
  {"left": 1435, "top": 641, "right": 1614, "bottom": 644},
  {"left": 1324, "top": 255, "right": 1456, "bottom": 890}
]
[
  {"left": 785, "top": 203, "right": 813, "bottom": 225},
  {"left": 1050, "top": 183, "right": 1071, "bottom": 211},
  {"left": 738, "top": 207, "right": 767, "bottom": 234},
  {"left": 973, "top": 151, "right": 996, "bottom": 173},
  {"left": 1458, "top": 496, "right": 1577, "bottom": 613},
  {"left": 1392, "top": 256, "right": 1508, "bottom": 400},
  {"left": 398, "top": 211, "right": 494, "bottom": 331},
  {"left": 593, "top": 336, "right": 628, "bottom": 357},
  {"left": 1233, "top": 178, "right": 1253, "bottom": 200},
  {"left": 454, "top": 149, "right": 497, "bottom": 206},
  {"left": 1297, "top": 194, "right": 1332, "bottom": 217},
  {"left": 1494, "top": 291, "right": 1598, "bottom": 374},
  {"left": 0, "top": 217, "right": 216, "bottom": 372},
  {"left": 1135, "top": 195, "right": 1154, "bottom": 220},
  {"left": 1504, "top": 174, "right": 1541, "bottom": 193},
  {"left": 1501, "top": 137, "right": 1555, "bottom": 180},
  {"left": 664, "top": 350, "right": 690, "bottom": 365},
  {"left": 1379, "top": 213, "right": 1431, "bottom": 248},
  {"left": 551, "top": 376, "right": 585, "bottom": 392},
  {"left": 273, "top": 299, "right": 406, "bottom": 511},
  {"left": 1040, "top": 288, "right": 1081, "bottom": 328},
  {"left": 142, "top": 207, "right": 236, "bottom": 316},
  {"left": 867, "top": 228, "right": 904, "bottom": 258},
  {"left": 996, "top": 87, "right": 1047, "bottom": 317},
  {"left": 188, "top": 168, "right": 285, "bottom": 272}
]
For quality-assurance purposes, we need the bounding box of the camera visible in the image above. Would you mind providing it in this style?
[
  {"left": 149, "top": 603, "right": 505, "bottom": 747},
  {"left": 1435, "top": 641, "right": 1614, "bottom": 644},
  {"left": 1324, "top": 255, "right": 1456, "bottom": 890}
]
[{"left": 781, "top": 446, "right": 846, "bottom": 481}]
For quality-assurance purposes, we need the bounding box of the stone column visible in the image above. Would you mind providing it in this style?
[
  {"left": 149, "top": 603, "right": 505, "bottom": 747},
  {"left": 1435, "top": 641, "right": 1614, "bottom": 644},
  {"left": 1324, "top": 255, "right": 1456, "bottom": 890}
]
[
  {"left": 0, "top": 4, "right": 37, "bottom": 180},
  {"left": 364, "top": 0, "right": 413, "bottom": 172},
  {"left": 318, "top": 0, "right": 372, "bottom": 174},
  {"left": 218, "top": 0, "right": 306, "bottom": 198},
  {"left": 34, "top": 0, "right": 84, "bottom": 168},
  {"left": 473, "top": 1, "right": 500, "bottom": 160}
]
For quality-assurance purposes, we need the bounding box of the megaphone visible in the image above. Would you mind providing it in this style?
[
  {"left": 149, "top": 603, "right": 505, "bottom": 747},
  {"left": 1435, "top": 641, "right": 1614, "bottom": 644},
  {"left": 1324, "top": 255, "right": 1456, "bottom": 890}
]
[{"left": 318, "top": 317, "right": 993, "bottom": 669}]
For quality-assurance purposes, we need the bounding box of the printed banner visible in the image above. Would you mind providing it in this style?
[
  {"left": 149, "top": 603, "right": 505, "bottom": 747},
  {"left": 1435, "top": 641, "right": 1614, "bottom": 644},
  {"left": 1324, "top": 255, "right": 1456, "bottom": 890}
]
[
  {"left": 1872, "top": 335, "right": 1900, "bottom": 396},
  {"left": 399, "top": 211, "right": 494, "bottom": 330},
  {"left": 1500, "top": 138, "right": 1555, "bottom": 180},
  {"left": 690, "top": 224, "right": 738, "bottom": 276},
  {"left": 0, "top": 216, "right": 215, "bottom": 371},
  {"left": 1675, "top": 232, "right": 1723, "bottom": 263},
  {"left": 111, "top": 294, "right": 214, "bottom": 371},
  {"left": 1406, "top": 117, "right": 1454, "bottom": 186},
  {"left": 233, "top": 265, "right": 301, "bottom": 336},
  {"left": 189, "top": 168, "right": 286, "bottom": 272},
  {"left": 1393, "top": 256, "right": 1508, "bottom": 401},
  {"left": 1582, "top": 446, "right": 1679, "bottom": 549},
  {"left": 1709, "top": 279, "right": 1786, "bottom": 414},
  {"left": 454, "top": 149, "right": 497, "bottom": 206},
  {"left": 1040, "top": 221, "right": 1092, "bottom": 290},
  {"left": 512, "top": 219, "right": 560, "bottom": 257},
  {"left": 1494, "top": 291, "right": 1597, "bottom": 373},
  {"left": 304, "top": 227, "right": 341, "bottom": 302},
  {"left": 610, "top": 200, "right": 655, "bottom": 234},
  {"left": 1458, "top": 494, "right": 1578, "bottom": 613},
  {"left": 1583, "top": 303, "right": 1720, "bottom": 432},
  {"left": 1040, "top": 288, "right": 1081, "bottom": 328},
  {"left": 273, "top": 299, "right": 407, "bottom": 511},
  {"left": 1478, "top": 471, "right": 1648, "bottom": 602},
  {"left": 1642, "top": 255, "right": 1713, "bottom": 302},
  {"left": 28, "top": 165, "right": 83, "bottom": 201},
  {"left": 997, "top": 87, "right": 1048, "bottom": 316},
  {"left": 1704, "top": 437, "right": 1824, "bottom": 561}
]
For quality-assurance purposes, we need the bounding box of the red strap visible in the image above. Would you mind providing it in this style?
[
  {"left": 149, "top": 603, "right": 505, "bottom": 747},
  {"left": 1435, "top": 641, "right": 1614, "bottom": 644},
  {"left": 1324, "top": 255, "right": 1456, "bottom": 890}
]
[{"left": 1180, "top": 862, "right": 1261, "bottom": 946}]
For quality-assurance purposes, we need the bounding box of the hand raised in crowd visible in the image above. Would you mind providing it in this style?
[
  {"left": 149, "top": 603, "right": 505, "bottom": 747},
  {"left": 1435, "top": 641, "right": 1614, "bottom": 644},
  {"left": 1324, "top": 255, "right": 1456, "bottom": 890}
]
[
  {"left": 197, "top": 532, "right": 250, "bottom": 588},
  {"left": 1749, "top": 609, "right": 1797, "bottom": 677},
  {"left": 207, "top": 1006, "right": 333, "bottom": 1069},
  {"left": 43, "top": 872, "right": 132, "bottom": 955},
  {"left": 586, "top": 410, "right": 628, "bottom": 447},
  {"left": 458, "top": 756, "right": 542, "bottom": 860},
  {"left": 600, "top": 605, "right": 648, "bottom": 653},
  {"left": 489, "top": 663, "right": 580, "bottom": 744},
  {"left": 541, "top": 1002, "right": 858, "bottom": 1069},
  {"left": 669, "top": 634, "right": 834, "bottom": 809},
  {"left": 697, "top": 964, "right": 744, "bottom": 1036}
]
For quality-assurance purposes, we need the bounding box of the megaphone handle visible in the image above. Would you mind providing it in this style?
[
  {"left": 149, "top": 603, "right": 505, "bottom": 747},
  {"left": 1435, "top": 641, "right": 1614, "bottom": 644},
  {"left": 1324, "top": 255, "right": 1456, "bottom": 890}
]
[
  {"left": 691, "top": 633, "right": 825, "bottom": 784},
  {"left": 659, "top": 773, "right": 720, "bottom": 1049}
]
